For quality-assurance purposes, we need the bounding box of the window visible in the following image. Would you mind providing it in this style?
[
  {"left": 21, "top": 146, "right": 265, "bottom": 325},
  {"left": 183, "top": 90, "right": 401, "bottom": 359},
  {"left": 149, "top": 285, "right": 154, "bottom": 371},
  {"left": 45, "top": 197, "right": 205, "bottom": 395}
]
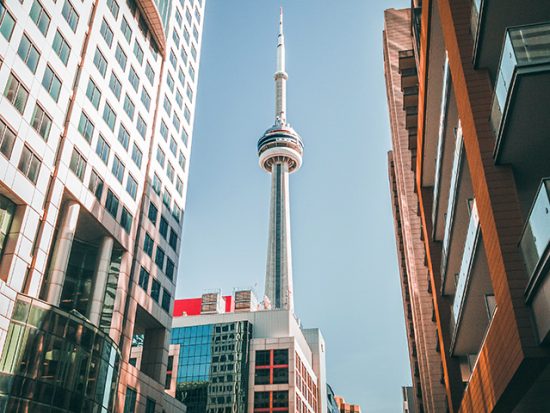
[
  {"left": 274, "top": 349, "right": 288, "bottom": 365},
  {"left": 172, "top": 114, "right": 180, "bottom": 131},
  {"left": 52, "top": 31, "right": 70, "bottom": 65},
  {"left": 162, "top": 190, "right": 171, "bottom": 208},
  {"left": 152, "top": 173, "right": 161, "bottom": 194},
  {"left": 145, "top": 398, "right": 156, "bottom": 413},
  {"left": 159, "top": 216, "right": 168, "bottom": 239},
  {"left": 255, "top": 369, "right": 269, "bottom": 385},
  {"left": 131, "top": 144, "right": 142, "bottom": 168},
  {"left": 169, "top": 230, "right": 178, "bottom": 251},
  {"left": 163, "top": 96, "right": 172, "bottom": 115},
  {"left": 172, "top": 30, "right": 180, "bottom": 47},
  {"left": 169, "top": 50, "right": 177, "bottom": 68},
  {"left": 18, "top": 145, "right": 41, "bottom": 184},
  {"left": 137, "top": 115, "right": 146, "bottom": 138},
  {"left": 254, "top": 392, "right": 269, "bottom": 409},
  {"left": 0, "top": 5, "right": 15, "bottom": 40},
  {"left": 273, "top": 367, "right": 288, "bottom": 384},
  {"left": 121, "top": 17, "right": 132, "bottom": 43},
  {"left": 173, "top": 204, "right": 182, "bottom": 222},
  {"left": 141, "top": 89, "right": 151, "bottom": 110},
  {"left": 175, "top": 9, "right": 182, "bottom": 27},
  {"left": 105, "top": 189, "right": 119, "bottom": 217},
  {"left": 17, "top": 34, "right": 40, "bottom": 73},
  {"left": 181, "top": 128, "right": 189, "bottom": 146},
  {"left": 180, "top": 47, "right": 188, "bottom": 64},
  {"left": 31, "top": 104, "right": 52, "bottom": 140},
  {"left": 89, "top": 169, "right": 104, "bottom": 200},
  {"left": 127, "top": 0, "right": 137, "bottom": 15},
  {"left": 189, "top": 64, "right": 195, "bottom": 81},
  {"left": 186, "top": 84, "right": 193, "bottom": 103},
  {"left": 194, "top": 6, "right": 201, "bottom": 22},
  {"left": 138, "top": 266, "right": 149, "bottom": 291},
  {"left": 86, "top": 78, "right": 101, "bottom": 109},
  {"left": 148, "top": 202, "right": 158, "bottom": 224},
  {"left": 133, "top": 41, "right": 144, "bottom": 64},
  {"left": 155, "top": 247, "right": 165, "bottom": 269},
  {"left": 272, "top": 391, "right": 289, "bottom": 408},
  {"left": 169, "top": 137, "right": 177, "bottom": 155},
  {"left": 175, "top": 90, "right": 183, "bottom": 108},
  {"left": 107, "top": 0, "right": 119, "bottom": 18},
  {"left": 96, "top": 134, "right": 110, "bottom": 164},
  {"left": 191, "top": 44, "right": 197, "bottom": 60},
  {"left": 151, "top": 279, "right": 160, "bottom": 301},
  {"left": 178, "top": 68, "right": 185, "bottom": 85},
  {"left": 100, "top": 19, "right": 113, "bottom": 47},
  {"left": 165, "top": 258, "right": 175, "bottom": 280},
  {"left": 145, "top": 62, "right": 154, "bottom": 84},
  {"left": 111, "top": 155, "right": 125, "bottom": 183},
  {"left": 185, "top": 8, "right": 192, "bottom": 24},
  {"left": 42, "top": 65, "right": 61, "bottom": 102},
  {"left": 123, "top": 95, "right": 135, "bottom": 120},
  {"left": 0, "top": 119, "right": 16, "bottom": 159},
  {"left": 126, "top": 174, "right": 137, "bottom": 199},
  {"left": 62, "top": 0, "right": 79, "bottom": 32},
  {"left": 93, "top": 48, "right": 107, "bottom": 77},
  {"left": 115, "top": 44, "right": 127, "bottom": 70},
  {"left": 69, "top": 148, "right": 86, "bottom": 181},
  {"left": 103, "top": 102, "right": 116, "bottom": 130},
  {"left": 30, "top": 0, "right": 50, "bottom": 35},
  {"left": 160, "top": 121, "right": 168, "bottom": 140},
  {"left": 184, "top": 105, "right": 191, "bottom": 122},
  {"left": 166, "top": 163, "right": 174, "bottom": 182},
  {"left": 193, "top": 25, "right": 199, "bottom": 42},
  {"left": 156, "top": 148, "right": 165, "bottom": 167},
  {"left": 176, "top": 176, "right": 183, "bottom": 195},
  {"left": 78, "top": 112, "right": 94, "bottom": 142},
  {"left": 123, "top": 387, "right": 137, "bottom": 413},
  {"left": 109, "top": 72, "right": 122, "bottom": 99},
  {"left": 4, "top": 74, "right": 29, "bottom": 114},
  {"left": 161, "top": 289, "right": 171, "bottom": 312},
  {"left": 183, "top": 28, "right": 190, "bottom": 44},
  {"left": 117, "top": 124, "right": 129, "bottom": 150},
  {"left": 256, "top": 350, "right": 270, "bottom": 366},
  {"left": 143, "top": 232, "right": 154, "bottom": 256},
  {"left": 128, "top": 66, "right": 139, "bottom": 90},
  {"left": 178, "top": 151, "right": 186, "bottom": 170},
  {"left": 120, "top": 207, "right": 132, "bottom": 233},
  {"left": 167, "top": 72, "right": 174, "bottom": 90}
]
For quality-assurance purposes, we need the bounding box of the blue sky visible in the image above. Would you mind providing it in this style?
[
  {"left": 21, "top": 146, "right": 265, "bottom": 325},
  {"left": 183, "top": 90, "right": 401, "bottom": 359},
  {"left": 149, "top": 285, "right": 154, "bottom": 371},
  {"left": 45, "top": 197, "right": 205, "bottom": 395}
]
[{"left": 176, "top": 1, "right": 411, "bottom": 411}]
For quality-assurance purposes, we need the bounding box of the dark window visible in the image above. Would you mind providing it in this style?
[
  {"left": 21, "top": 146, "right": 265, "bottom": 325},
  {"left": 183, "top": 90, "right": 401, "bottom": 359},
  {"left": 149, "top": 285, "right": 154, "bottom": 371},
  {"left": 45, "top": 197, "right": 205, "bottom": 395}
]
[
  {"left": 168, "top": 230, "right": 178, "bottom": 251},
  {"left": 126, "top": 174, "right": 137, "bottom": 200},
  {"left": 138, "top": 266, "right": 149, "bottom": 291},
  {"left": 254, "top": 392, "right": 269, "bottom": 409},
  {"left": 120, "top": 207, "right": 132, "bottom": 233},
  {"left": 254, "top": 368, "right": 269, "bottom": 385},
  {"left": 272, "top": 391, "right": 288, "bottom": 408},
  {"left": 105, "top": 190, "right": 119, "bottom": 218},
  {"left": 123, "top": 387, "right": 137, "bottom": 413},
  {"left": 18, "top": 145, "right": 40, "bottom": 184},
  {"left": 273, "top": 367, "right": 288, "bottom": 384},
  {"left": 96, "top": 134, "right": 110, "bottom": 164},
  {"left": 31, "top": 104, "right": 52, "bottom": 140},
  {"left": 143, "top": 232, "right": 153, "bottom": 256},
  {"left": 148, "top": 202, "right": 158, "bottom": 224},
  {"left": 17, "top": 34, "right": 40, "bottom": 73},
  {"left": 0, "top": 5, "right": 15, "bottom": 40},
  {"left": 42, "top": 65, "right": 61, "bottom": 102},
  {"left": 155, "top": 247, "right": 165, "bottom": 270},
  {"left": 151, "top": 279, "right": 160, "bottom": 301},
  {"left": 274, "top": 349, "right": 288, "bottom": 365},
  {"left": 69, "top": 148, "right": 86, "bottom": 181},
  {"left": 256, "top": 350, "right": 270, "bottom": 367},
  {"left": 159, "top": 216, "right": 168, "bottom": 239},
  {"left": 88, "top": 169, "right": 104, "bottom": 200},
  {"left": 161, "top": 289, "right": 171, "bottom": 312},
  {"left": 145, "top": 398, "right": 155, "bottom": 413},
  {"left": 165, "top": 258, "right": 174, "bottom": 280}
]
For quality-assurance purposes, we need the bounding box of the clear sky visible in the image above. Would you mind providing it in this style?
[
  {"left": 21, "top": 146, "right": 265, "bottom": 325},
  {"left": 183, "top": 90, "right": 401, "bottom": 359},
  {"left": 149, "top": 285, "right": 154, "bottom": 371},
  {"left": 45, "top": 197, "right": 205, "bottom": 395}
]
[{"left": 176, "top": 1, "right": 411, "bottom": 411}]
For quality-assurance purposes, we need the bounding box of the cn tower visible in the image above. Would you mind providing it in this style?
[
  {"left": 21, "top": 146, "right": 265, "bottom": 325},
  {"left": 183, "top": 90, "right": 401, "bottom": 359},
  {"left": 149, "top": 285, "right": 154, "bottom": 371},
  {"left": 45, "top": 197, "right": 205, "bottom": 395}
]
[{"left": 257, "top": 9, "right": 304, "bottom": 312}]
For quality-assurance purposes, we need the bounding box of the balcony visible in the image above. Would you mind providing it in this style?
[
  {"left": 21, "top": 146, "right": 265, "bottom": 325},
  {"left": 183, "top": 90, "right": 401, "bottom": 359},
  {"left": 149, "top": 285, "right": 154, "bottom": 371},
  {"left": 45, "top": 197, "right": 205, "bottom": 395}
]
[
  {"left": 450, "top": 201, "right": 495, "bottom": 357},
  {"left": 522, "top": 179, "right": 550, "bottom": 342},
  {"left": 471, "top": 1, "right": 550, "bottom": 82}
]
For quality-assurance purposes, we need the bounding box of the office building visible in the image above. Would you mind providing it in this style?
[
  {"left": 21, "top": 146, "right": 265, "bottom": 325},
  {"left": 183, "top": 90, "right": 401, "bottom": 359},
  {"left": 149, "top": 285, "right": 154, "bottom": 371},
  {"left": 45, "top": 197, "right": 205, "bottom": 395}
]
[
  {"left": 402, "top": 386, "right": 416, "bottom": 413},
  {"left": 0, "top": 0, "right": 205, "bottom": 410},
  {"left": 385, "top": 1, "right": 550, "bottom": 412}
]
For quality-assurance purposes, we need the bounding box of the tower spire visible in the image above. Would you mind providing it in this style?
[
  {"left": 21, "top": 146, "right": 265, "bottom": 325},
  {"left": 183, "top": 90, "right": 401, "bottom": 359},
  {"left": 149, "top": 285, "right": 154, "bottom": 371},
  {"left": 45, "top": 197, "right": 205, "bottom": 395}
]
[
  {"left": 257, "top": 10, "right": 304, "bottom": 312},
  {"left": 275, "top": 7, "right": 288, "bottom": 124}
]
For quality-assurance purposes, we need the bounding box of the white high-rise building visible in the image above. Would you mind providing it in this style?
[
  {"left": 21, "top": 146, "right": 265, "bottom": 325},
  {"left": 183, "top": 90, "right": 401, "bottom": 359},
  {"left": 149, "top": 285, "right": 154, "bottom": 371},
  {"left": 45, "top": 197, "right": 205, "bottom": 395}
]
[{"left": 0, "top": 0, "right": 205, "bottom": 410}]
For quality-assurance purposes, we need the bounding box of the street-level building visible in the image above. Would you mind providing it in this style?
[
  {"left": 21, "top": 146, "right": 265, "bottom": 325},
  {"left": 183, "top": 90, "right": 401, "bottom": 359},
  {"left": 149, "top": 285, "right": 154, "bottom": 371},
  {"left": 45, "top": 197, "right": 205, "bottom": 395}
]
[
  {"left": 385, "top": 1, "right": 550, "bottom": 412},
  {"left": 0, "top": 0, "right": 205, "bottom": 410}
]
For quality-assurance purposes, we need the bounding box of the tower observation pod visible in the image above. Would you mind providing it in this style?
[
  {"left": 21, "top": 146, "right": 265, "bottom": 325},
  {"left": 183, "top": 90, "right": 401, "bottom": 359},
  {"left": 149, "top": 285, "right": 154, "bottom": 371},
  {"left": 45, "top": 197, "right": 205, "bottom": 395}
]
[{"left": 257, "top": 8, "right": 304, "bottom": 312}]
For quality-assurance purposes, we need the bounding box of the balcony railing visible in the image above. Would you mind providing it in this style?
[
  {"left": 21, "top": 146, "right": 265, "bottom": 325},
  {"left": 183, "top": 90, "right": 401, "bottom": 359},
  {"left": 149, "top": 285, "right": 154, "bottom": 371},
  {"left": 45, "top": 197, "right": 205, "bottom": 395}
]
[
  {"left": 441, "top": 125, "right": 464, "bottom": 283},
  {"left": 452, "top": 200, "right": 480, "bottom": 326},
  {"left": 491, "top": 23, "right": 550, "bottom": 142},
  {"left": 432, "top": 55, "right": 451, "bottom": 230},
  {"left": 521, "top": 178, "right": 550, "bottom": 291}
]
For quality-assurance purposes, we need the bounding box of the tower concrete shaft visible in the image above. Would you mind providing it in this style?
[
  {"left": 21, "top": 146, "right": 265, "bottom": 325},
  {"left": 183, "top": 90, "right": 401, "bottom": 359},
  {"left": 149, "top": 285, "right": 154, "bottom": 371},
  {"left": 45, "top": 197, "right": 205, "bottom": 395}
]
[{"left": 265, "top": 161, "right": 294, "bottom": 310}]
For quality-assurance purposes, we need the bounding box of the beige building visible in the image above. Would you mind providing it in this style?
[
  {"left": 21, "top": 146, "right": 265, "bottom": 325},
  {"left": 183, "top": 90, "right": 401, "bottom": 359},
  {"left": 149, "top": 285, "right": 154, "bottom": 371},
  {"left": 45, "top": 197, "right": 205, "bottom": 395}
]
[{"left": 0, "top": 0, "right": 205, "bottom": 410}]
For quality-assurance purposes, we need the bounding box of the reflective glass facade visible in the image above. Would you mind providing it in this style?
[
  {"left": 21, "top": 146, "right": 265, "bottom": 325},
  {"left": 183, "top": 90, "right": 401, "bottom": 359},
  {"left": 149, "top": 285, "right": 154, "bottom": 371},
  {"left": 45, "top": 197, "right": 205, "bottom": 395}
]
[
  {"left": 0, "top": 296, "right": 120, "bottom": 412},
  {"left": 170, "top": 321, "right": 252, "bottom": 413}
]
